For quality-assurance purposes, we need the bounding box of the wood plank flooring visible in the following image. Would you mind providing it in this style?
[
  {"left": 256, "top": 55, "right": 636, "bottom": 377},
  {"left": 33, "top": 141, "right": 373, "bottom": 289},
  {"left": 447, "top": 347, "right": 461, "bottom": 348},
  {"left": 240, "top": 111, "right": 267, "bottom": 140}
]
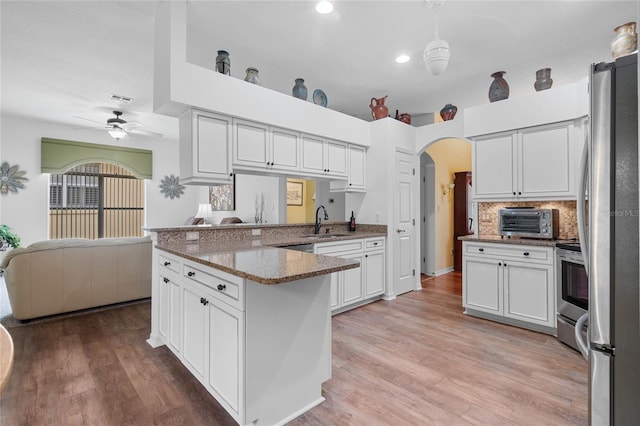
[{"left": 0, "top": 272, "right": 588, "bottom": 425}]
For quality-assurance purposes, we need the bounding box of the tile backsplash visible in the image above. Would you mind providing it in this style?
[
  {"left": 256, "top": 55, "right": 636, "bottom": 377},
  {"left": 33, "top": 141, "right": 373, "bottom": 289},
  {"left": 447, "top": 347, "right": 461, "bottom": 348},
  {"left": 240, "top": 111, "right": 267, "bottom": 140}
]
[{"left": 477, "top": 200, "right": 578, "bottom": 239}]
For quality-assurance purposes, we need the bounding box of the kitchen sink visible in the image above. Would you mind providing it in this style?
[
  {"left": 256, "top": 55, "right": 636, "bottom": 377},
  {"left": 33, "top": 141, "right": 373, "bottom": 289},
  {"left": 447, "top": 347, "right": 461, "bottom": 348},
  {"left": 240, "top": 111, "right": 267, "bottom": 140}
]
[{"left": 304, "top": 233, "right": 351, "bottom": 239}]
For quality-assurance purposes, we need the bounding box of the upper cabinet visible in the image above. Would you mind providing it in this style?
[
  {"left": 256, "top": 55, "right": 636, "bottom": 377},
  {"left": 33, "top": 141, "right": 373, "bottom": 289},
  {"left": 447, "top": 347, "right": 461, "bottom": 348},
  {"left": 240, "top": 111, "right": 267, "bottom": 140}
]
[
  {"left": 330, "top": 145, "right": 366, "bottom": 192},
  {"left": 472, "top": 120, "right": 585, "bottom": 200},
  {"left": 301, "top": 135, "right": 348, "bottom": 179},
  {"left": 179, "top": 109, "right": 234, "bottom": 185},
  {"left": 233, "top": 119, "right": 300, "bottom": 173},
  {"left": 180, "top": 108, "right": 367, "bottom": 189}
]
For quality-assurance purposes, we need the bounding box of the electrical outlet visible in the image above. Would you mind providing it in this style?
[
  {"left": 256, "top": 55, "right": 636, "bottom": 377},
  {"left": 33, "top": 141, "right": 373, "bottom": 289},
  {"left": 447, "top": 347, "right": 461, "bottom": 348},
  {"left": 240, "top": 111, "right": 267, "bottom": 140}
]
[
  {"left": 252, "top": 229, "right": 261, "bottom": 236},
  {"left": 375, "top": 211, "right": 380, "bottom": 222},
  {"left": 185, "top": 231, "right": 199, "bottom": 241}
]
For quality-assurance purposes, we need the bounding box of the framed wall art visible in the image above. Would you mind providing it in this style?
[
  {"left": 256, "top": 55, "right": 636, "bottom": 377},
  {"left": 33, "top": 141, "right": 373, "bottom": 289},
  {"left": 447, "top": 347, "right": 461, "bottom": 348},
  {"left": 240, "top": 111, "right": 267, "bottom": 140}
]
[
  {"left": 210, "top": 175, "right": 235, "bottom": 211},
  {"left": 287, "top": 181, "right": 303, "bottom": 206}
]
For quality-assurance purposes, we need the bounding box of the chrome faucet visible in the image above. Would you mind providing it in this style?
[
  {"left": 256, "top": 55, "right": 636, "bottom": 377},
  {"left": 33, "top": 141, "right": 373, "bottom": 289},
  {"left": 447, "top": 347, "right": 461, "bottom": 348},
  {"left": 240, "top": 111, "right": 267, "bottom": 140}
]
[{"left": 314, "top": 205, "right": 329, "bottom": 234}]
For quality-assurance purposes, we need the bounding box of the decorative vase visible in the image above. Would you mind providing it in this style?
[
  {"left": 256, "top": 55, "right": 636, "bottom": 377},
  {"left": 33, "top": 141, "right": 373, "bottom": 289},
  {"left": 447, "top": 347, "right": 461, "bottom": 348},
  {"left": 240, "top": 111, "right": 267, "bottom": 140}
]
[
  {"left": 488, "top": 71, "right": 509, "bottom": 102},
  {"left": 439, "top": 103, "right": 458, "bottom": 121},
  {"left": 369, "top": 95, "right": 389, "bottom": 120},
  {"left": 611, "top": 22, "right": 638, "bottom": 59},
  {"left": 399, "top": 113, "right": 411, "bottom": 125},
  {"left": 244, "top": 67, "right": 261, "bottom": 85},
  {"left": 534, "top": 68, "right": 553, "bottom": 91},
  {"left": 215, "top": 50, "right": 230, "bottom": 75},
  {"left": 292, "top": 78, "right": 308, "bottom": 100}
]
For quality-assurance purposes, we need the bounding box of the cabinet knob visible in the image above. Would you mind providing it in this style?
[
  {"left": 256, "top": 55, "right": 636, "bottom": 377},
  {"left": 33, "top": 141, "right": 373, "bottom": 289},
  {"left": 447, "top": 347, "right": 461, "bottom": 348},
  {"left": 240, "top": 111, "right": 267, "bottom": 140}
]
[
  {"left": 349, "top": 183, "right": 352, "bottom": 186},
  {"left": 163, "top": 261, "right": 170, "bottom": 266},
  {"left": 163, "top": 277, "right": 169, "bottom": 283},
  {"left": 523, "top": 252, "right": 530, "bottom": 256},
  {"left": 498, "top": 262, "right": 502, "bottom": 266},
  {"left": 512, "top": 192, "right": 516, "bottom": 196},
  {"left": 217, "top": 284, "right": 226, "bottom": 291},
  {"left": 504, "top": 263, "right": 508, "bottom": 267},
  {"left": 229, "top": 172, "right": 234, "bottom": 177},
  {"left": 365, "top": 254, "right": 368, "bottom": 258},
  {"left": 203, "top": 299, "right": 209, "bottom": 306},
  {"left": 187, "top": 271, "right": 195, "bottom": 277},
  {"left": 200, "top": 297, "right": 204, "bottom": 304},
  {"left": 373, "top": 242, "right": 378, "bottom": 246},
  {"left": 518, "top": 191, "right": 522, "bottom": 196},
  {"left": 478, "top": 248, "right": 484, "bottom": 252}
]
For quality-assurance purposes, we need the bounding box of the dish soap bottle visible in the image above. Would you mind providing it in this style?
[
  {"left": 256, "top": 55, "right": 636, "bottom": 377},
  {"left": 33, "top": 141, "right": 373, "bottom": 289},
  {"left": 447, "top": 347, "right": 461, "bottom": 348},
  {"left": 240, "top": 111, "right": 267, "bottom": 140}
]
[{"left": 349, "top": 211, "right": 356, "bottom": 232}]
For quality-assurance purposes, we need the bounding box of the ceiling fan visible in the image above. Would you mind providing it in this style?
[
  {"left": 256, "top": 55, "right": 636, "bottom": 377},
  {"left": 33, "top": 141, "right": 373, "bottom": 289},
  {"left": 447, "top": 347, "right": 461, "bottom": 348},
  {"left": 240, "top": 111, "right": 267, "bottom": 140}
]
[{"left": 74, "top": 110, "right": 163, "bottom": 140}]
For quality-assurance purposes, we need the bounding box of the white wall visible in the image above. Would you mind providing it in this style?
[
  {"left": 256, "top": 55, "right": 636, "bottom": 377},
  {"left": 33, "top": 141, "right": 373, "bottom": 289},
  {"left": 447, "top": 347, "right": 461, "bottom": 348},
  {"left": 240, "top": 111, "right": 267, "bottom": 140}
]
[{"left": 0, "top": 114, "right": 198, "bottom": 245}]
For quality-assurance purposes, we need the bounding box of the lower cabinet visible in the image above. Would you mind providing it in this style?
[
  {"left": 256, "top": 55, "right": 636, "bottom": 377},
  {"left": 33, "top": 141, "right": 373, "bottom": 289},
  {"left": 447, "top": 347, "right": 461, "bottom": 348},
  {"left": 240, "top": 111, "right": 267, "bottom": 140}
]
[
  {"left": 316, "top": 237, "right": 386, "bottom": 313},
  {"left": 153, "top": 250, "right": 332, "bottom": 425},
  {"left": 462, "top": 241, "right": 555, "bottom": 333}
]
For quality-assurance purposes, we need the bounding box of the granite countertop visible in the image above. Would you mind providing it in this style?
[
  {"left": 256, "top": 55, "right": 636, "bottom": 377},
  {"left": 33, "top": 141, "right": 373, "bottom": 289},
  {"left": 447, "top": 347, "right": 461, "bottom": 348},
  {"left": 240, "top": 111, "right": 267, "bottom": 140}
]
[
  {"left": 156, "top": 231, "right": 385, "bottom": 285},
  {"left": 458, "top": 235, "right": 579, "bottom": 247}
]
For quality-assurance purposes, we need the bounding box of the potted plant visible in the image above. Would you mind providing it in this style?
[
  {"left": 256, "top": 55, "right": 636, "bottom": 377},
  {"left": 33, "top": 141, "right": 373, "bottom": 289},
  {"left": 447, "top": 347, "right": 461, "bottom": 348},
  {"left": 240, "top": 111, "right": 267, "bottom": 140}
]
[{"left": 0, "top": 224, "right": 20, "bottom": 250}]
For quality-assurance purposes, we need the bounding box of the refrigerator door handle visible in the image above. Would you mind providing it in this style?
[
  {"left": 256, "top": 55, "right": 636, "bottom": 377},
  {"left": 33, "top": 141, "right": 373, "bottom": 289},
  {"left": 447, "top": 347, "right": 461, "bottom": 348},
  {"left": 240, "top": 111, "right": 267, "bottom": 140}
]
[
  {"left": 575, "top": 312, "right": 589, "bottom": 360},
  {"left": 576, "top": 127, "right": 589, "bottom": 268},
  {"left": 589, "top": 63, "right": 612, "bottom": 346}
]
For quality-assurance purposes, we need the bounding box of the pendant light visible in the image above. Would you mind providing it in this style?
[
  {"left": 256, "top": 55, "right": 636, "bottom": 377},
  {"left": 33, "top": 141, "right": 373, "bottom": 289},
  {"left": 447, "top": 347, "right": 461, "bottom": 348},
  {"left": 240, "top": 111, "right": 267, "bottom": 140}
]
[{"left": 423, "top": 1, "right": 450, "bottom": 76}]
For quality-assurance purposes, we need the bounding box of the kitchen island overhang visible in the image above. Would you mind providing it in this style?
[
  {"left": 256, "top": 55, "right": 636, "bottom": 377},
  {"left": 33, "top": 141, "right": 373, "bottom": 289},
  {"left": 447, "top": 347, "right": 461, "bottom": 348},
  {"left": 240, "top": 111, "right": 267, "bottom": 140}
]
[{"left": 146, "top": 235, "right": 360, "bottom": 426}]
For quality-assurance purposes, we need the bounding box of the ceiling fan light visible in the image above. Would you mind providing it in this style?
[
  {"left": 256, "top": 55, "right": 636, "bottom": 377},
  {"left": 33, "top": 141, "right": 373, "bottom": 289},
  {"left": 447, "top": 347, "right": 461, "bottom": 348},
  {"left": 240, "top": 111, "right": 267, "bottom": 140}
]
[
  {"left": 108, "top": 128, "right": 127, "bottom": 140},
  {"left": 423, "top": 38, "right": 450, "bottom": 76},
  {"left": 315, "top": 1, "right": 333, "bottom": 14}
]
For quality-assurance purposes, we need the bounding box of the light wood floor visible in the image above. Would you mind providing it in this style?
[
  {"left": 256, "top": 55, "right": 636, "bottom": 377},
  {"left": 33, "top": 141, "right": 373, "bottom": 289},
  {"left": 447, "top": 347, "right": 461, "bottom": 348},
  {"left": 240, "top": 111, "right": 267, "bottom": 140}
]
[{"left": 0, "top": 272, "right": 588, "bottom": 425}]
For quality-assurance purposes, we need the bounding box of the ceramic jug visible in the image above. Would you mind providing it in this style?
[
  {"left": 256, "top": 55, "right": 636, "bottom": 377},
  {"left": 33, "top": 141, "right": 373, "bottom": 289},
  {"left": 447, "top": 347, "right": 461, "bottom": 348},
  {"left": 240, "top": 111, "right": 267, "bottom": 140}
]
[{"left": 370, "top": 96, "right": 389, "bottom": 120}]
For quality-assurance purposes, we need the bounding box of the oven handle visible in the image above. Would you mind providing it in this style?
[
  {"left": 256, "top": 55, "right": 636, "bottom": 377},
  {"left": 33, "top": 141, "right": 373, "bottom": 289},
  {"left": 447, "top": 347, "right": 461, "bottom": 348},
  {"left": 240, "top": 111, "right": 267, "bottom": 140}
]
[{"left": 575, "top": 312, "right": 589, "bottom": 360}]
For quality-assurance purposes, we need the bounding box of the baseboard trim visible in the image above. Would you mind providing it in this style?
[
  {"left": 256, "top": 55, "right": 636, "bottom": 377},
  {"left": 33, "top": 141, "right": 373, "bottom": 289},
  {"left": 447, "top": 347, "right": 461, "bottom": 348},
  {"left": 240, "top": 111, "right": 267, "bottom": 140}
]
[{"left": 433, "top": 266, "right": 454, "bottom": 276}]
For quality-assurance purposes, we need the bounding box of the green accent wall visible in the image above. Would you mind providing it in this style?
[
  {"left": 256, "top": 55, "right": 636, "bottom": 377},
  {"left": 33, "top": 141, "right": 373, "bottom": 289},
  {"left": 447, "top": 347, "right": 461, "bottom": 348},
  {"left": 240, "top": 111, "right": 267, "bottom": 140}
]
[{"left": 41, "top": 138, "right": 153, "bottom": 179}]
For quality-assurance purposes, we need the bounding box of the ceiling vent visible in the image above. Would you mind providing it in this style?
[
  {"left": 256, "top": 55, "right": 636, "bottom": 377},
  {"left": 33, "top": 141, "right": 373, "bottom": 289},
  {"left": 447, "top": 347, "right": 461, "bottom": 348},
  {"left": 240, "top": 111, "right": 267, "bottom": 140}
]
[{"left": 109, "top": 94, "right": 133, "bottom": 104}]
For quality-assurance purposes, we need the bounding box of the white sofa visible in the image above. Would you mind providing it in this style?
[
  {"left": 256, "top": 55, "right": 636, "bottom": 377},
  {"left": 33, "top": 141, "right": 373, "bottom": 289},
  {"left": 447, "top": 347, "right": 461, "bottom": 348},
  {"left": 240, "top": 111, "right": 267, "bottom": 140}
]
[{"left": 1, "top": 237, "right": 151, "bottom": 320}]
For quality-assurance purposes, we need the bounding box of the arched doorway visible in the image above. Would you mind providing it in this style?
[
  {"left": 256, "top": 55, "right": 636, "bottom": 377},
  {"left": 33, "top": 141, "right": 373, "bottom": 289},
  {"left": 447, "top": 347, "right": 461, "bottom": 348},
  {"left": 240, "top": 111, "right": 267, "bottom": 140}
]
[{"left": 417, "top": 136, "right": 472, "bottom": 277}]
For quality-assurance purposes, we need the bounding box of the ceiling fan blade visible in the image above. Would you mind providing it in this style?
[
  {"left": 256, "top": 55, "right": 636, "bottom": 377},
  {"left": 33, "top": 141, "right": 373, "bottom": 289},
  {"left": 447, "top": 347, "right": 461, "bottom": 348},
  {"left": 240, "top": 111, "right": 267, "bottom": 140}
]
[
  {"left": 73, "top": 125, "right": 107, "bottom": 131},
  {"left": 129, "top": 128, "right": 164, "bottom": 138},
  {"left": 121, "top": 121, "right": 142, "bottom": 130},
  {"left": 73, "top": 115, "right": 107, "bottom": 126}
]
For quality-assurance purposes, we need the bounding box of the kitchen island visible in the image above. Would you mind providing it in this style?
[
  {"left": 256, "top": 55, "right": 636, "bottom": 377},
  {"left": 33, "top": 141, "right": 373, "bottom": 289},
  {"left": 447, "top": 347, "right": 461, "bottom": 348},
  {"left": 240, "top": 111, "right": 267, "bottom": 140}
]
[{"left": 146, "top": 227, "right": 364, "bottom": 426}]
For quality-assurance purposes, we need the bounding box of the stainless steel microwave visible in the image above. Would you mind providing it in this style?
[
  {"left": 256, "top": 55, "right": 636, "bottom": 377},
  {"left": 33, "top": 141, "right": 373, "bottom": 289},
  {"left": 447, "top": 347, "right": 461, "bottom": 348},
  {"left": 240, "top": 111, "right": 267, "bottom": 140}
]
[{"left": 498, "top": 208, "right": 559, "bottom": 239}]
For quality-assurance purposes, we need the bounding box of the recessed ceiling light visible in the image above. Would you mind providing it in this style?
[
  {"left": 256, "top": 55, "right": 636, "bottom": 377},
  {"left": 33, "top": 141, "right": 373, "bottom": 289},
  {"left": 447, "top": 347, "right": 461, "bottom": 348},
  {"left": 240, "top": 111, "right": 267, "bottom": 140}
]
[
  {"left": 315, "top": 1, "right": 333, "bottom": 14},
  {"left": 396, "top": 55, "right": 411, "bottom": 64}
]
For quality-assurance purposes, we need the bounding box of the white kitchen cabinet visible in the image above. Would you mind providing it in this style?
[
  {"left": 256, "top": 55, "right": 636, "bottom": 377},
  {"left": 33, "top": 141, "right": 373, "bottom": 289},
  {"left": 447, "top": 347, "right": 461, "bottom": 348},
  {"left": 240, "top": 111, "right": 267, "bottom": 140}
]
[
  {"left": 462, "top": 241, "right": 556, "bottom": 333},
  {"left": 181, "top": 282, "right": 208, "bottom": 382},
  {"left": 233, "top": 119, "right": 300, "bottom": 173},
  {"left": 150, "top": 248, "right": 333, "bottom": 425},
  {"left": 364, "top": 248, "right": 385, "bottom": 297},
  {"left": 179, "top": 109, "right": 234, "bottom": 185},
  {"left": 330, "top": 144, "right": 366, "bottom": 192},
  {"left": 301, "top": 134, "right": 348, "bottom": 179},
  {"left": 472, "top": 120, "right": 581, "bottom": 200},
  {"left": 207, "top": 291, "right": 244, "bottom": 415},
  {"left": 315, "top": 237, "right": 385, "bottom": 312},
  {"left": 341, "top": 252, "right": 364, "bottom": 305}
]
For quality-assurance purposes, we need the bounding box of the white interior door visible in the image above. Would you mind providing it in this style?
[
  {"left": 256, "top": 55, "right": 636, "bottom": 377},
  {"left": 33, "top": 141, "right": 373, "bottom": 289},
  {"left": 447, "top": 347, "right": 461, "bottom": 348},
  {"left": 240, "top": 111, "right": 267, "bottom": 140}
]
[{"left": 395, "top": 149, "right": 416, "bottom": 295}]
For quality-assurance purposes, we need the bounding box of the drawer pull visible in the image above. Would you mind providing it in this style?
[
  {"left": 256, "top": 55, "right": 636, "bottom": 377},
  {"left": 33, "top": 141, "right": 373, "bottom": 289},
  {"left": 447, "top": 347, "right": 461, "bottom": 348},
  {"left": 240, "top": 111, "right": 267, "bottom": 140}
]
[
  {"left": 187, "top": 271, "right": 195, "bottom": 277},
  {"left": 163, "top": 261, "right": 171, "bottom": 266},
  {"left": 217, "top": 284, "right": 226, "bottom": 291},
  {"left": 478, "top": 248, "right": 484, "bottom": 252},
  {"left": 373, "top": 242, "right": 378, "bottom": 246},
  {"left": 200, "top": 297, "right": 209, "bottom": 306},
  {"left": 523, "top": 252, "right": 530, "bottom": 256},
  {"left": 163, "top": 277, "right": 169, "bottom": 283}
]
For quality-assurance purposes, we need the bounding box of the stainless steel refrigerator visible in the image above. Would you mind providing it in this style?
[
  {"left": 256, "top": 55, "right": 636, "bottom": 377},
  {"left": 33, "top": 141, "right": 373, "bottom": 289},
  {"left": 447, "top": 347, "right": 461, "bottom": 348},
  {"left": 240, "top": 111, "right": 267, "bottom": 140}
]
[{"left": 579, "top": 52, "right": 640, "bottom": 425}]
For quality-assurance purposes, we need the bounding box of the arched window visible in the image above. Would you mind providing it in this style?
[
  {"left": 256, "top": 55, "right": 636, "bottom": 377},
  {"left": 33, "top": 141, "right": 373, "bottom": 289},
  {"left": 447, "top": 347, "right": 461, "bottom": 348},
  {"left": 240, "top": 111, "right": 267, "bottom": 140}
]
[{"left": 49, "top": 163, "right": 144, "bottom": 239}]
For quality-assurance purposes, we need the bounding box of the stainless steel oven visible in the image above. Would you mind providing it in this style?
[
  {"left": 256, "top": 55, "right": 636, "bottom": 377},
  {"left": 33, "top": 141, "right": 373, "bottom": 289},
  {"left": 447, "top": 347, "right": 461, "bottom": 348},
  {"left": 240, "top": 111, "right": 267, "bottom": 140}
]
[{"left": 556, "top": 242, "right": 588, "bottom": 351}]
